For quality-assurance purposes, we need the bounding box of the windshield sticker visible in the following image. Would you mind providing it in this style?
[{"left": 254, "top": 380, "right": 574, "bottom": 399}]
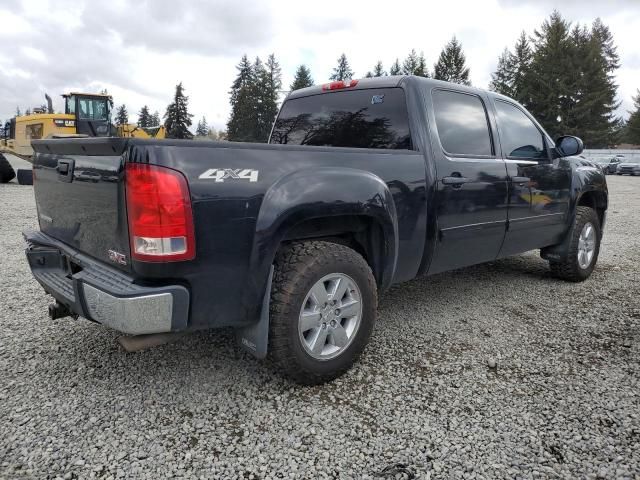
[{"left": 371, "top": 94, "right": 385, "bottom": 105}]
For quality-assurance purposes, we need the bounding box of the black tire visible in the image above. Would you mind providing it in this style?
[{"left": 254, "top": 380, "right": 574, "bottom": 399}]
[
  {"left": 549, "top": 206, "right": 601, "bottom": 282},
  {"left": 0, "top": 153, "right": 15, "bottom": 183},
  {"left": 17, "top": 169, "right": 33, "bottom": 185},
  {"left": 269, "top": 241, "right": 377, "bottom": 385}
]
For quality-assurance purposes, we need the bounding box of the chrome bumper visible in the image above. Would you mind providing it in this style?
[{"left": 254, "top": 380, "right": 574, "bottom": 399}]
[{"left": 24, "top": 230, "right": 189, "bottom": 335}]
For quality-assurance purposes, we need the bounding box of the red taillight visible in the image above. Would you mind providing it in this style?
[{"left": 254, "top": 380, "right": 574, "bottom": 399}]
[
  {"left": 321, "top": 79, "right": 359, "bottom": 91},
  {"left": 125, "top": 163, "right": 195, "bottom": 262}
]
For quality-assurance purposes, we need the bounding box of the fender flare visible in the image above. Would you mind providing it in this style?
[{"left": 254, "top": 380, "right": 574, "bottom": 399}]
[{"left": 237, "top": 167, "right": 398, "bottom": 357}]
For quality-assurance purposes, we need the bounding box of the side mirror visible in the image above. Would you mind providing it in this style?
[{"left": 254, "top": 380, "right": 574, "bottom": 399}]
[{"left": 555, "top": 135, "right": 584, "bottom": 157}]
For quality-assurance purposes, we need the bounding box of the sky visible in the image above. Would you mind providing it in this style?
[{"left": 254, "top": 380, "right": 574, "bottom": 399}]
[{"left": 1, "top": 0, "right": 638, "bottom": 132}]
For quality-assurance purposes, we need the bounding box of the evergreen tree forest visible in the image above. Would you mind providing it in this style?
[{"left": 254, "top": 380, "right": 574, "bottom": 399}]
[
  {"left": 489, "top": 11, "right": 621, "bottom": 147},
  {"left": 117, "top": 11, "right": 632, "bottom": 147}
]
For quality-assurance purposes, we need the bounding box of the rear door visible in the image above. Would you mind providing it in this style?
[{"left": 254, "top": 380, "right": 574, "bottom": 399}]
[
  {"left": 425, "top": 88, "right": 509, "bottom": 274},
  {"left": 491, "top": 99, "right": 571, "bottom": 256}
]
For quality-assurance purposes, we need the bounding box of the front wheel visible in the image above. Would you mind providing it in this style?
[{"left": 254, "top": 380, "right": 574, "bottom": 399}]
[
  {"left": 549, "top": 206, "right": 601, "bottom": 282},
  {"left": 269, "top": 241, "right": 377, "bottom": 385}
]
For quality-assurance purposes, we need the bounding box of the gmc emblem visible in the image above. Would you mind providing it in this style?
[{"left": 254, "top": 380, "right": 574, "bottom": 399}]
[{"left": 108, "top": 249, "right": 127, "bottom": 265}]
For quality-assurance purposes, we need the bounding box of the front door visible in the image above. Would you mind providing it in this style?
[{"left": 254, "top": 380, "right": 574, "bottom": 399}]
[
  {"left": 426, "top": 88, "right": 509, "bottom": 274},
  {"left": 491, "top": 99, "right": 571, "bottom": 257}
]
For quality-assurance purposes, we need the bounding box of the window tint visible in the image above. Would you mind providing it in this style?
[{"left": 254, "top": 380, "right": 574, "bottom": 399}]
[
  {"left": 270, "top": 88, "right": 411, "bottom": 149},
  {"left": 432, "top": 90, "right": 493, "bottom": 156},
  {"left": 495, "top": 100, "right": 546, "bottom": 159}
]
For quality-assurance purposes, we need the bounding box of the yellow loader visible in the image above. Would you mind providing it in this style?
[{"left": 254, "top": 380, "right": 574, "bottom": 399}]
[{"left": 1, "top": 92, "right": 165, "bottom": 183}]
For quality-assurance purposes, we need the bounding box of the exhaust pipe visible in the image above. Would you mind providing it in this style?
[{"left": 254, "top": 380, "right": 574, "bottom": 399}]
[
  {"left": 45, "top": 93, "right": 53, "bottom": 114},
  {"left": 117, "top": 332, "right": 187, "bottom": 352},
  {"left": 48, "top": 301, "right": 72, "bottom": 320}
]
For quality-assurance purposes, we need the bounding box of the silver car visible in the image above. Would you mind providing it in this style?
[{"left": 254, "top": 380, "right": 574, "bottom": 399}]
[{"left": 616, "top": 160, "right": 640, "bottom": 176}]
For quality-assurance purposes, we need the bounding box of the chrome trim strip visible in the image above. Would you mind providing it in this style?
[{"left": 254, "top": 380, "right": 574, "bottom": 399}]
[{"left": 504, "top": 159, "right": 539, "bottom": 165}]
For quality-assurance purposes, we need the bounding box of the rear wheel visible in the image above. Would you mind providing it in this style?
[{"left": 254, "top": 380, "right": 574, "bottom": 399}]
[
  {"left": 0, "top": 153, "right": 15, "bottom": 183},
  {"left": 269, "top": 241, "right": 377, "bottom": 385},
  {"left": 549, "top": 206, "right": 601, "bottom": 282}
]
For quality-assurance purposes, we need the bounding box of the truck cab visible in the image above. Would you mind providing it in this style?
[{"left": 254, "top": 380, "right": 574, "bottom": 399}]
[{"left": 62, "top": 92, "right": 112, "bottom": 137}]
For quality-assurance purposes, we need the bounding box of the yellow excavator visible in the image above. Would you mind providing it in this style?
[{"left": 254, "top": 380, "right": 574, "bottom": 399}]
[{"left": 1, "top": 92, "right": 165, "bottom": 182}]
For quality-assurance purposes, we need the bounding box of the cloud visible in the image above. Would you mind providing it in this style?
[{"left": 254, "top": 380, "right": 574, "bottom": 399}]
[
  {"left": 80, "top": 0, "right": 274, "bottom": 56},
  {"left": 0, "top": 0, "right": 638, "bottom": 130}
]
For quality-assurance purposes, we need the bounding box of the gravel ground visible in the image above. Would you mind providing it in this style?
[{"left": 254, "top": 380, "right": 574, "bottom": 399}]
[{"left": 1, "top": 176, "right": 638, "bottom": 479}]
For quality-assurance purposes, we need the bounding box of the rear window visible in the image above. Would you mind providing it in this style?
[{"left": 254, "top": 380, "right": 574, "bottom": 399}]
[{"left": 270, "top": 88, "right": 412, "bottom": 149}]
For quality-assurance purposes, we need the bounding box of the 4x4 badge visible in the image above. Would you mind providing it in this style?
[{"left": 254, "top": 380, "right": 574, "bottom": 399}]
[{"left": 199, "top": 168, "right": 259, "bottom": 183}]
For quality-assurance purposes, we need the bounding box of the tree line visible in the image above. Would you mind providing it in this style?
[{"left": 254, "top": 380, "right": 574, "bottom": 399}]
[
  {"left": 490, "top": 12, "right": 625, "bottom": 147},
  {"left": 108, "top": 10, "right": 640, "bottom": 146}
]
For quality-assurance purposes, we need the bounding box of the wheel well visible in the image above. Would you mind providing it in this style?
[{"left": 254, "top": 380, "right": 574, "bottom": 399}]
[
  {"left": 281, "top": 215, "right": 386, "bottom": 287},
  {"left": 577, "top": 191, "right": 607, "bottom": 227}
]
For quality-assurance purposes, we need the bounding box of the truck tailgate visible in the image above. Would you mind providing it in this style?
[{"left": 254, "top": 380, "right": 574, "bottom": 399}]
[{"left": 31, "top": 138, "right": 131, "bottom": 272}]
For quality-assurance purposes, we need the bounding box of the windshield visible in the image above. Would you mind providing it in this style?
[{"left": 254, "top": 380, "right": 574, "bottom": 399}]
[{"left": 77, "top": 97, "right": 109, "bottom": 121}]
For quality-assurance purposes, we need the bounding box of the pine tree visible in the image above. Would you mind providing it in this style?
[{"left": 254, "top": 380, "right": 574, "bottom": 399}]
[
  {"left": 579, "top": 18, "right": 621, "bottom": 146},
  {"left": 489, "top": 48, "right": 516, "bottom": 97},
  {"left": 389, "top": 59, "right": 401, "bottom": 76},
  {"left": 164, "top": 82, "right": 193, "bottom": 139},
  {"left": 402, "top": 49, "right": 419, "bottom": 75},
  {"left": 16, "top": 106, "right": 21, "bottom": 117},
  {"left": 373, "top": 61, "right": 386, "bottom": 77},
  {"left": 196, "top": 116, "right": 209, "bottom": 137},
  {"left": 490, "top": 32, "right": 534, "bottom": 106},
  {"left": 137, "top": 105, "right": 151, "bottom": 128},
  {"left": 511, "top": 32, "right": 534, "bottom": 107},
  {"left": 290, "top": 65, "right": 314, "bottom": 91},
  {"left": 401, "top": 50, "right": 428, "bottom": 77},
  {"left": 564, "top": 22, "right": 620, "bottom": 146},
  {"left": 416, "top": 52, "right": 429, "bottom": 77},
  {"left": 247, "top": 54, "right": 283, "bottom": 142},
  {"left": 227, "top": 54, "right": 257, "bottom": 142},
  {"left": 625, "top": 90, "right": 640, "bottom": 144},
  {"left": 330, "top": 53, "right": 354, "bottom": 81},
  {"left": 151, "top": 111, "right": 161, "bottom": 126},
  {"left": 527, "top": 11, "right": 573, "bottom": 138},
  {"left": 261, "top": 54, "right": 282, "bottom": 141},
  {"left": 115, "top": 105, "right": 128, "bottom": 125},
  {"left": 433, "top": 37, "right": 471, "bottom": 85}
]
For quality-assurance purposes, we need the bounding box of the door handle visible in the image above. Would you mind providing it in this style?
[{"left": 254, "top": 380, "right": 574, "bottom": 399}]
[
  {"left": 511, "top": 176, "right": 530, "bottom": 186},
  {"left": 442, "top": 176, "right": 470, "bottom": 187},
  {"left": 57, "top": 159, "right": 74, "bottom": 183},
  {"left": 57, "top": 161, "right": 69, "bottom": 175}
]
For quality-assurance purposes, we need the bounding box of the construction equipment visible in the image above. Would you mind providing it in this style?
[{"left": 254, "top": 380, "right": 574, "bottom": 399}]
[{"left": 1, "top": 92, "right": 166, "bottom": 167}]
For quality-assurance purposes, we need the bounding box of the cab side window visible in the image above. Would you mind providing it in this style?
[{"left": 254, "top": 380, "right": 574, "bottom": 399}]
[
  {"left": 495, "top": 100, "right": 546, "bottom": 159},
  {"left": 432, "top": 89, "right": 493, "bottom": 157}
]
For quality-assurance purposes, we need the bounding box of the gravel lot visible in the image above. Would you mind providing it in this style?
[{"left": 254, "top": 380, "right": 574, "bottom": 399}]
[{"left": 1, "top": 176, "right": 638, "bottom": 479}]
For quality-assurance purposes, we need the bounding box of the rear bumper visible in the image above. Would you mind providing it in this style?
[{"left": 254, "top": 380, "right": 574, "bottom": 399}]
[{"left": 24, "top": 230, "right": 189, "bottom": 335}]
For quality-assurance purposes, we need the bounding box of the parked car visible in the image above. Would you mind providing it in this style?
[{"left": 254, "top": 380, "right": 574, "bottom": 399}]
[
  {"left": 616, "top": 160, "right": 640, "bottom": 176},
  {"left": 24, "top": 76, "right": 608, "bottom": 384},
  {"left": 592, "top": 157, "right": 612, "bottom": 174}
]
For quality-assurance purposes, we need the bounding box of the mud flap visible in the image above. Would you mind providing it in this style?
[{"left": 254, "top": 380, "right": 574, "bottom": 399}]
[{"left": 236, "top": 266, "right": 273, "bottom": 359}]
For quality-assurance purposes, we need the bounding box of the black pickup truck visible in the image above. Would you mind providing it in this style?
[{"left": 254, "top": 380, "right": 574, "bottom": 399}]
[{"left": 25, "top": 76, "right": 608, "bottom": 384}]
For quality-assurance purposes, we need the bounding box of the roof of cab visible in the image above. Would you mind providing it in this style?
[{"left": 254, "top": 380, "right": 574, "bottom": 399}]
[{"left": 285, "top": 75, "right": 495, "bottom": 101}]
